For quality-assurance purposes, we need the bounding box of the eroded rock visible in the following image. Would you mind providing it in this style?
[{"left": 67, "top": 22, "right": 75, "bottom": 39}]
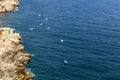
[
  {"left": 0, "top": 0, "right": 20, "bottom": 13},
  {"left": 0, "top": 33, "right": 34, "bottom": 80}
]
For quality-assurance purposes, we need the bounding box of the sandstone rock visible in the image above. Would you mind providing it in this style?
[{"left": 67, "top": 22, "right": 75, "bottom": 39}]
[
  {"left": 0, "top": 0, "right": 20, "bottom": 13},
  {"left": 0, "top": 33, "right": 34, "bottom": 80}
]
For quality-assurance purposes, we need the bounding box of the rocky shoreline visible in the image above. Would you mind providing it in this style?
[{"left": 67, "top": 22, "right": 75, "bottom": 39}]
[
  {"left": 0, "top": 0, "right": 34, "bottom": 80},
  {"left": 0, "top": 0, "right": 20, "bottom": 13},
  {"left": 0, "top": 33, "right": 34, "bottom": 80}
]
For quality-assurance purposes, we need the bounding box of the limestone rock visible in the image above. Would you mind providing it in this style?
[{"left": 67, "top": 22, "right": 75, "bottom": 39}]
[
  {"left": 0, "top": 33, "right": 34, "bottom": 80},
  {"left": 0, "top": 0, "right": 20, "bottom": 13}
]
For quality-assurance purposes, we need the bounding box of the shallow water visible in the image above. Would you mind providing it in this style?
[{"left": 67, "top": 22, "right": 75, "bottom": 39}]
[{"left": 1, "top": 0, "right": 120, "bottom": 80}]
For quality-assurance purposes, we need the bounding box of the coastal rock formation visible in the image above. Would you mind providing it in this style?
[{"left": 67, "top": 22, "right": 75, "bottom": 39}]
[
  {"left": 0, "top": 0, "right": 19, "bottom": 13},
  {"left": 0, "top": 33, "right": 34, "bottom": 80}
]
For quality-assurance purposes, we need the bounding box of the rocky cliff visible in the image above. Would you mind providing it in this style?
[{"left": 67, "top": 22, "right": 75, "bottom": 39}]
[
  {"left": 0, "top": 33, "right": 34, "bottom": 80},
  {"left": 0, "top": 0, "right": 19, "bottom": 13}
]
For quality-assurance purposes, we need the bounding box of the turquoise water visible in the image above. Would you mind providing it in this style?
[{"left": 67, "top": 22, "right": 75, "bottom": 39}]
[{"left": 1, "top": 0, "right": 120, "bottom": 80}]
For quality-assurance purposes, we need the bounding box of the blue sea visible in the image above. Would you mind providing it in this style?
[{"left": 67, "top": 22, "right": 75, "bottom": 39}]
[{"left": 1, "top": 0, "right": 120, "bottom": 80}]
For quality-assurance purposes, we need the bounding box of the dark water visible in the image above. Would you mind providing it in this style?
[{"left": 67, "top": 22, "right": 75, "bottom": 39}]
[{"left": 1, "top": 0, "right": 120, "bottom": 80}]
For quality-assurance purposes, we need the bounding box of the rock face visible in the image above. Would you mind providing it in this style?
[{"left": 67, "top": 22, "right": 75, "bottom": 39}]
[
  {"left": 0, "top": 0, "right": 20, "bottom": 13},
  {"left": 0, "top": 33, "right": 34, "bottom": 80}
]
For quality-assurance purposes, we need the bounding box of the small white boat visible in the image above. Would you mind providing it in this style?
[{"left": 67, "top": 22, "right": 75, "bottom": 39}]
[{"left": 64, "top": 60, "right": 68, "bottom": 65}]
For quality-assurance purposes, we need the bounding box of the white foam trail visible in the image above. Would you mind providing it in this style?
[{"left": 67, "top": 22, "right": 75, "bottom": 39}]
[
  {"left": 31, "top": 54, "right": 34, "bottom": 56},
  {"left": 38, "top": 14, "right": 41, "bottom": 17},
  {"left": 14, "top": 7, "right": 19, "bottom": 11},
  {"left": 39, "top": 23, "right": 43, "bottom": 26},
  {"left": 46, "top": 27, "right": 50, "bottom": 30},
  {"left": 60, "top": 39, "right": 64, "bottom": 42},
  {"left": 29, "top": 28, "right": 33, "bottom": 30},
  {"left": 45, "top": 18, "right": 48, "bottom": 21},
  {"left": 26, "top": 68, "right": 34, "bottom": 74},
  {"left": 25, "top": 68, "right": 35, "bottom": 79}
]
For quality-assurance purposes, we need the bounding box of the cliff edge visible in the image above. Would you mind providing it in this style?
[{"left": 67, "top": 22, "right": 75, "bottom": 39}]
[
  {"left": 0, "top": 0, "right": 19, "bottom": 13},
  {"left": 0, "top": 33, "right": 34, "bottom": 80}
]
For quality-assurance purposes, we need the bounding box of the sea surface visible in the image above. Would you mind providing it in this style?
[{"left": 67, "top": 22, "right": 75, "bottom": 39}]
[{"left": 0, "top": 0, "right": 120, "bottom": 80}]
